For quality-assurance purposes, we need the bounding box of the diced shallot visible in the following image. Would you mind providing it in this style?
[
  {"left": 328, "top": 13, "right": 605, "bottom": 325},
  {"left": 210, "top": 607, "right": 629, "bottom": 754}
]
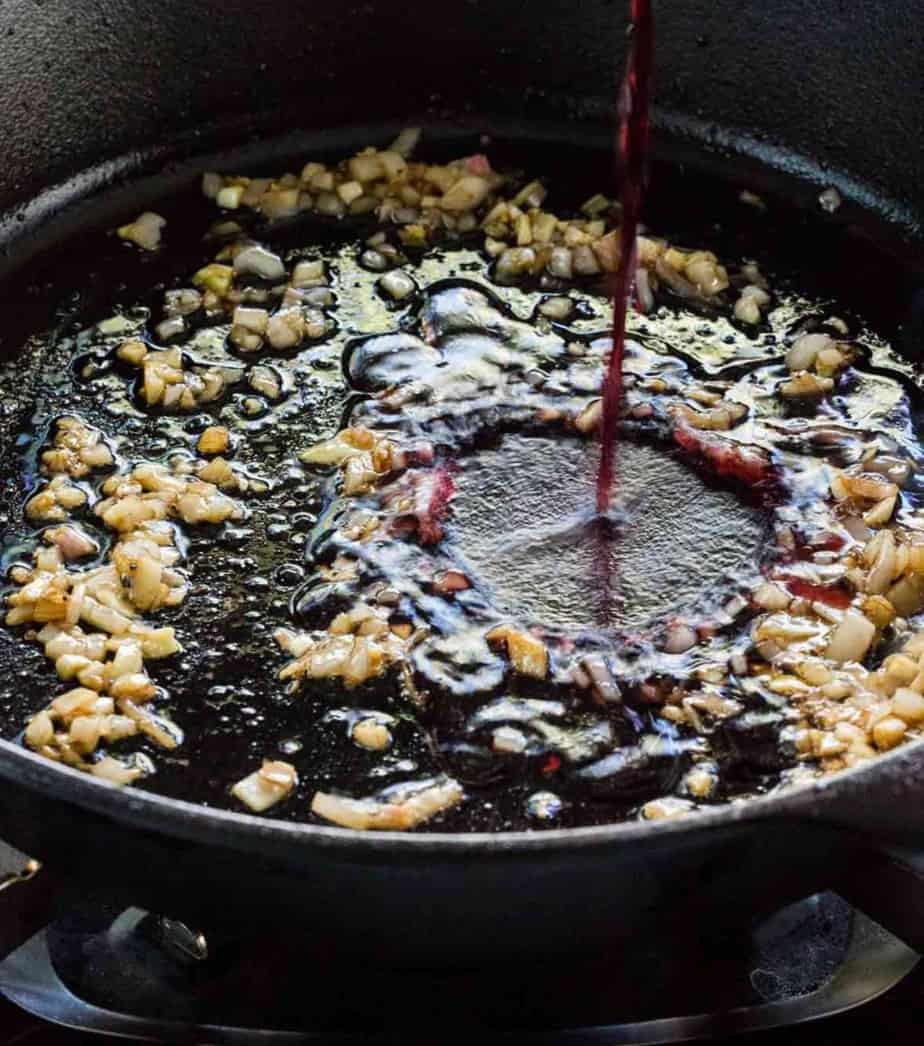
[
  {"left": 231, "top": 760, "right": 299, "bottom": 812},
  {"left": 311, "top": 776, "right": 463, "bottom": 831},
  {"left": 825, "top": 610, "right": 876, "bottom": 663}
]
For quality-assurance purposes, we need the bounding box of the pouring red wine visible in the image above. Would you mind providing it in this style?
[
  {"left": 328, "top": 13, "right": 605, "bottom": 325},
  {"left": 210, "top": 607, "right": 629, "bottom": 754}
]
[{"left": 597, "top": 0, "right": 653, "bottom": 516}]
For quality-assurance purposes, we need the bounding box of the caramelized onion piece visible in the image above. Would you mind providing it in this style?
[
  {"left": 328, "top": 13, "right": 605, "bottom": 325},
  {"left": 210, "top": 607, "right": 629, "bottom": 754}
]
[
  {"left": 311, "top": 776, "right": 463, "bottom": 831},
  {"left": 485, "top": 625, "right": 548, "bottom": 679},
  {"left": 116, "top": 212, "right": 165, "bottom": 251},
  {"left": 825, "top": 610, "right": 876, "bottom": 664},
  {"left": 90, "top": 754, "right": 153, "bottom": 786},
  {"left": 232, "top": 760, "right": 299, "bottom": 812}
]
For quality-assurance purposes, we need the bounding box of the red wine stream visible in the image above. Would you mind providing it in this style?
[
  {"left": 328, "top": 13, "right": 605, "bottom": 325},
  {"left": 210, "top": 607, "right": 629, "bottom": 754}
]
[{"left": 596, "top": 0, "right": 654, "bottom": 514}]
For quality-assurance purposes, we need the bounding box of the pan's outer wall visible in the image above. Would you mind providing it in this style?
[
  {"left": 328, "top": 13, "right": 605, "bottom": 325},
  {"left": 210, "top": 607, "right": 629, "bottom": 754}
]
[
  {"left": 0, "top": 749, "right": 846, "bottom": 963},
  {"left": 0, "top": 0, "right": 921, "bottom": 237}
]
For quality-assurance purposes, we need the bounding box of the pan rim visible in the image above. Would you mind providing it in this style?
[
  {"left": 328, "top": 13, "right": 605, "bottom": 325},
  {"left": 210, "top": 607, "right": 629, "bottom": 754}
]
[{"left": 0, "top": 733, "right": 918, "bottom": 854}]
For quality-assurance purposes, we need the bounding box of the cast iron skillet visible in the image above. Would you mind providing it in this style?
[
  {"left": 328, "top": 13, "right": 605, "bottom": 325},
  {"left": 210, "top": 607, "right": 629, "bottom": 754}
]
[{"left": 0, "top": 0, "right": 922, "bottom": 964}]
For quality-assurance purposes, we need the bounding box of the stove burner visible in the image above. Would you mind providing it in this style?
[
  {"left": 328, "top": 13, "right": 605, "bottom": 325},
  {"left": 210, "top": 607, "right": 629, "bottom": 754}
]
[{"left": 0, "top": 891, "right": 916, "bottom": 1042}]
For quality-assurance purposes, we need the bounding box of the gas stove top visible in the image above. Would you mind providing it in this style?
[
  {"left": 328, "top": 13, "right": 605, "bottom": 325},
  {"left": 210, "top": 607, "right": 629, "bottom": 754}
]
[{"left": 0, "top": 837, "right": 919, "bottom": 1044}]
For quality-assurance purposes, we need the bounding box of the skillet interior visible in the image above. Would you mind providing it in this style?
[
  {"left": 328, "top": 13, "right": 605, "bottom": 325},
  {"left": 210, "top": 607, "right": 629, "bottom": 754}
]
[{"left": 0, "top": 122, "right": 923, "bottom": 840}]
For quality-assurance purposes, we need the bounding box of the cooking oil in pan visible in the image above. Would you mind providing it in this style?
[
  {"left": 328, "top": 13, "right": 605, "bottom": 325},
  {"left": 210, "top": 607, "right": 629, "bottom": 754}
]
[{"left": 0, "top": 131, "right": 921, "bottom": 832}]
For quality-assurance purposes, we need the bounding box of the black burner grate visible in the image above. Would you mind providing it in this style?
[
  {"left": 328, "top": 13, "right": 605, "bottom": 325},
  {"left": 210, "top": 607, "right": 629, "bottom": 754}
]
[{"left": 0, "top": 887, "right": 917, "bottom": 1043}]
